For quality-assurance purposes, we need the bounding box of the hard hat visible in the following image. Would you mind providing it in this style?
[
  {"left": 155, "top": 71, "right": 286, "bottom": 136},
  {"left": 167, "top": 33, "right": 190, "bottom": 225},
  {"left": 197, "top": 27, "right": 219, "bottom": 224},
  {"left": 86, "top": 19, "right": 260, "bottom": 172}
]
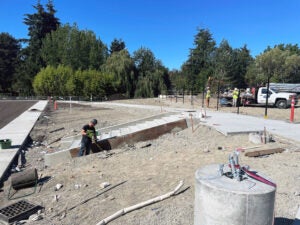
[{"left": 90, "top": 119, "right": 97, "bottom": 125}]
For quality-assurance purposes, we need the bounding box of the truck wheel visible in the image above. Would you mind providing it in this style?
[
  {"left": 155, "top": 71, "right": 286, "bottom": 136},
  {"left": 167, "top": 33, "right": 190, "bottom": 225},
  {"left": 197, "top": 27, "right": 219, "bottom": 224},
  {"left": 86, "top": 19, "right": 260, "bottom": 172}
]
[{"left": 276, "top": 100, "right": 287, "bottom": 109}]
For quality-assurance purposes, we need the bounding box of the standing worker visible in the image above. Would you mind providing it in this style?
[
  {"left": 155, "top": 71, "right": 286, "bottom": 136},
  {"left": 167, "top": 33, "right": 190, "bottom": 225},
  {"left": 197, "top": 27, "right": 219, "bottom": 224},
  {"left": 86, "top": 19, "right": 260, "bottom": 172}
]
[
  {"left": 78, "top": 119, "right": 98, "bottom": 157},
  {"left": 205, "top": 87, "right": 211, "bottom": 108},
  {"left": 232, "top": 88, "right": 239, "bottom": 107}
]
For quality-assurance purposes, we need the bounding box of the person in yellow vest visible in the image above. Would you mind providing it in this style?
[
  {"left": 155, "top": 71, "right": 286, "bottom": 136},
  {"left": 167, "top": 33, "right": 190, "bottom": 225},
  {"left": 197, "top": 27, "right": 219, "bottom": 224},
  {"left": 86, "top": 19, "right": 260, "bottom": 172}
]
[
  {"left": 206, "top": 87, "right": 211, "bottom": 108},
  {"left": 232, "top": 88, "right": 239, "bottom": 107}
]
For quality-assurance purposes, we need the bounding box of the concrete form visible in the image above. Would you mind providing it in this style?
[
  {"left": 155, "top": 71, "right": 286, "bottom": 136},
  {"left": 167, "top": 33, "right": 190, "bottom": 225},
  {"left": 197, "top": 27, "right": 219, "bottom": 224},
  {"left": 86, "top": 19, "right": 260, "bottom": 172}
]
[
  {"left": 44, "top": 112, "right": 189, "bottom": 166},
  {"left": 0, "top": 101, "right": 48, "bottom": 185}
]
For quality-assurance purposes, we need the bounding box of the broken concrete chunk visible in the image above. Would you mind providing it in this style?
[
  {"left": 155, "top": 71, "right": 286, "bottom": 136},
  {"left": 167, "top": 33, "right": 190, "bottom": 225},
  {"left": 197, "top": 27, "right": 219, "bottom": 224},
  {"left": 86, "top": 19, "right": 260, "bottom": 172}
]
[
  {"left": 29, "top": 214, "right": 43, "bottom": 221},
  {"left": 54, "top": 183, "right": 63, "bottom": 191},
  {"left": 74, "top": 184, "right": 81, "bottom": 189},
  {"left": 249, "top": 133, "right": 262, "bottom": 144},
  {"left": 52, "top": 194, "right": 60, "bottom": 202},
  {"left": 100, "top": 182, "right": 110, "bottom": 189}
]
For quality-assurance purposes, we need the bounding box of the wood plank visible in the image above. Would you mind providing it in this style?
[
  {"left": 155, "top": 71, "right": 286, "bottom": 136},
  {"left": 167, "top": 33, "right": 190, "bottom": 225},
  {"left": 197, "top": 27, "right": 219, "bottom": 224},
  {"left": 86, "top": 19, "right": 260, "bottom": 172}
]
[{"left": 245, "top": 148, "right": 285, "bottom": 157}]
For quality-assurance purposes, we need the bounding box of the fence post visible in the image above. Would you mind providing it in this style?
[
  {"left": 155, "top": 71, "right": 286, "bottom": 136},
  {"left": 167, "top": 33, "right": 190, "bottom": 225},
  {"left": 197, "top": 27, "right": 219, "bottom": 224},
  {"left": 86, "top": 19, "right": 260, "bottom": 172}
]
[{"left": 290, "top": 96, "right": 295, "bottom": 122}]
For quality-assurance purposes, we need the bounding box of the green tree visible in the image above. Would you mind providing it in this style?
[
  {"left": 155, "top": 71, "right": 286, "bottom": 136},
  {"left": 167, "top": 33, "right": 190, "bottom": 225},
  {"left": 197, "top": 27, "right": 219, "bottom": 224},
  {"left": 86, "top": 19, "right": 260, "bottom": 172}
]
[
  {"left": 102, "top": 49, "right": 136, "bottom": 97},
  {"left": 16, "top": 0, "right": 60, "bottom": 95},
  {"left": 66, "top": 69, "right": 85, "bottom": 97},
  {"left": 169, "top": 69, "right": 187, "bottom": 93},
  {"left": 42, "top": 24, "right": 107, "bottom": 70},
  {"left": 185, "top": 28, "right": 216, "bottom": 92},
  {"left": 256, "top": 47, "right": 287, "bottom": 83},
  {"left": 229, "top": 45, "right": 253, "bottom": 88},
  {"left": 109, "top": 38, "right": 126, "bottom": 55},
  {"left": 245, "top": 62, "right": 265, "bottom": 86},
  {"left": 133, "top": 47, "right": 170, "bottom": 97},
  {"left": 85, "top": 70, "right": 114, "bottom": 99},
  {"left": 213, "top": 40, "right": 234, "bottom": 88},
  {"left": 284, "top": 54, "right": 300, "bottom": 83},
  {"left": 0, "top": 33, "right": 21, "bottom": 92},
  {"left": 33, "top": 65, "right": 72, "bottom": 96}
]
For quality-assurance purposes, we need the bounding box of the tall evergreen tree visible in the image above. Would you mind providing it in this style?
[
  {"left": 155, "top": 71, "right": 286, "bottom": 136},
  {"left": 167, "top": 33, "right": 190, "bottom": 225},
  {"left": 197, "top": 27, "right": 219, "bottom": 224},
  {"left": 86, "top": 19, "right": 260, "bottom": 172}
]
[
  {"left": 229, "top": 45, "right": 253, "bottom": 88},
  {"left": 109, "top": 38, "right": 126, "bottom": 55},
  {"left": 16, "top": 0, "right": 60, "bottom": 95},
  {"left": 185, "top": 28, "right": 216, "bottom": 92},
  {"left": 214, "top": 40, "right": 234, "bottom": 87},
  {"left": 0, "top": 33, "right": 21, "bottom": 92}
]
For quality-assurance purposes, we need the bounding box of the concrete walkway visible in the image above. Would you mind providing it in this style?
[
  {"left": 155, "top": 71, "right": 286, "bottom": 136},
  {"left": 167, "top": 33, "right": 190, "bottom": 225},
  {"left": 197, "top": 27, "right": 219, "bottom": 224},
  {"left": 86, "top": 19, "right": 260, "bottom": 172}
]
[
  {"left": 92, "top": 102, "right": 300, "bottom": 143},
  {"left": 0, "top": 101, "right": 48, "bottom": 184}
]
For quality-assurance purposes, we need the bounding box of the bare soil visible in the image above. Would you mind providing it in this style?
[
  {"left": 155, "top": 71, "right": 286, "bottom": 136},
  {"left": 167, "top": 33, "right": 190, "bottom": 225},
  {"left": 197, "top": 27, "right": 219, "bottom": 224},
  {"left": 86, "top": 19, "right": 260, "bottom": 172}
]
[{"left": 0, "top": 97, "right": 299, "bottom": 225}]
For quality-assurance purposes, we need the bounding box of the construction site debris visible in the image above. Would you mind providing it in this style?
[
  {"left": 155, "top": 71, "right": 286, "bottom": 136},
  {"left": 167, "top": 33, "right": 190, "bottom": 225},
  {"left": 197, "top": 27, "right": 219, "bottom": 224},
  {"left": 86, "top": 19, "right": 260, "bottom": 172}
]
[
  {"left": 51, "top": 181, "right": 126, "bottom": 219},
  {"left": 48, "top": 137, "right": 63, "bottom": 146},
  {"left": 100, "top": 182, "right": 110, "bottom": 189},
  {"left": 249, "top": 132, "right": 274, "bottom": 144},
  {"left": 11, "top": 168, "right": 38, "bottom": 190},
  {"left": 52, "top": 194, "right": 60, "bottom": 202},
  {"left": 245, "top": 148, "right": 285, "bottom": 157},
  {"left": 95, "top": 180, "right": 184, "bottom": 225},
  {"left": 54, "top": 183, "right": 63, "bottom": 191},
  {"left": 49, "top": 127, "right": 65, "bottom": 133}
]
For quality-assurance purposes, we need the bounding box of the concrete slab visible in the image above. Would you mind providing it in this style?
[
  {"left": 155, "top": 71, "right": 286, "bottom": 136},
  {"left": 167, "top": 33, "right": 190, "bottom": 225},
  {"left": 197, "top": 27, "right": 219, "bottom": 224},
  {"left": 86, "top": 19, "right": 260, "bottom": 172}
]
[
  {"left": 202, "top": 110, "right": 300, "bottom": 142},
  {"left": 0, "top": 101, "right": 48, "bottom": 184},
  {"left": 73, "top": 101, "right": 300, "bottom": 143}
]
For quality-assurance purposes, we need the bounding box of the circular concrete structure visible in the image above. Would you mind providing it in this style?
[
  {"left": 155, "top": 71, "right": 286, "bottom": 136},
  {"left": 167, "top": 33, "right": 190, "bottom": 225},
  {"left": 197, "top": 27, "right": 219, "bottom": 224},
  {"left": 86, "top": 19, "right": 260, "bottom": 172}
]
[{"left": 194, "top": 164, "right": 276, "bottom": 225}]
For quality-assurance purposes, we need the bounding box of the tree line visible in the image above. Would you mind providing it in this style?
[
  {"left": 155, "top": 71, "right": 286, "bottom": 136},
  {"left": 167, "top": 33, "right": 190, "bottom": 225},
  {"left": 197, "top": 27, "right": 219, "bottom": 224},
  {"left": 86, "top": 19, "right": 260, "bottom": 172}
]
[{"left": 1, "top": 0, "right": 300, "bottom": 99}]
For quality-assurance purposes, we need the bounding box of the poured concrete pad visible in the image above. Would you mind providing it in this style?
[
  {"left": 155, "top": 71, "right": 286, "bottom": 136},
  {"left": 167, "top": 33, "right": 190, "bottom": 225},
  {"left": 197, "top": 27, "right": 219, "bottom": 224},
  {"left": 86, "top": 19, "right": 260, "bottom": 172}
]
[{"left": 203, "top": 110, "right": 300, "bottom": 142}]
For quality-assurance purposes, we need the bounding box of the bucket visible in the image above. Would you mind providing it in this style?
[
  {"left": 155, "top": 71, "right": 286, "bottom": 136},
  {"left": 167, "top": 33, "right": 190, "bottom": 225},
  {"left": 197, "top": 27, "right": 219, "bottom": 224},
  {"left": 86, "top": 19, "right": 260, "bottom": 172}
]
[{"left": 0, "top": 139, "right": 12, "bottom": 149}]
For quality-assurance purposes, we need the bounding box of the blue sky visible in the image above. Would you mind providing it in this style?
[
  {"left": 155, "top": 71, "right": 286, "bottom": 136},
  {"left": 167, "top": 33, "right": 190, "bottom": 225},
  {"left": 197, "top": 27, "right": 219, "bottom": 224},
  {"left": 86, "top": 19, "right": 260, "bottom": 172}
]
[{"left": 1, "top": 0, "right": 300, "bottom": 70}]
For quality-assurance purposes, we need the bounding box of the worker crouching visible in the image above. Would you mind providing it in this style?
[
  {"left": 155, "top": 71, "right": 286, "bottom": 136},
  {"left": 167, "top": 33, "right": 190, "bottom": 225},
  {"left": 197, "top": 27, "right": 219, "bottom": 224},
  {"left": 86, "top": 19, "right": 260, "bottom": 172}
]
[{"left": 78, "top": 119, "right": 98, "bottom": 157}]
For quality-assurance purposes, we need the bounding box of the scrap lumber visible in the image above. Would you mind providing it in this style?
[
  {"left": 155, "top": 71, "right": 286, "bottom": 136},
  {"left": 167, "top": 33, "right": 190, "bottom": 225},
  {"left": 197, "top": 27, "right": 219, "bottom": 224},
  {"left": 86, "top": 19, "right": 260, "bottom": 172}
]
[
  {"left": 245, "top": 148, "right": 285, "bottom": 157},
  {"left": 49, "top": 127, "right": 64, "bottom": 133},
  {"left": 95, "top": 180, "right": 184, "bottom": 225}
]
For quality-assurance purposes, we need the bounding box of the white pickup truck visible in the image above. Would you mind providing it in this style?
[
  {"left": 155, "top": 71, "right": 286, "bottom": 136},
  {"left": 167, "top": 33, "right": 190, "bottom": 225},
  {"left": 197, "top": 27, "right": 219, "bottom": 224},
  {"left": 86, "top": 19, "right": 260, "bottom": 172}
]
[{"left": 242, "top": 87, "right": 298, "bottom": 109}]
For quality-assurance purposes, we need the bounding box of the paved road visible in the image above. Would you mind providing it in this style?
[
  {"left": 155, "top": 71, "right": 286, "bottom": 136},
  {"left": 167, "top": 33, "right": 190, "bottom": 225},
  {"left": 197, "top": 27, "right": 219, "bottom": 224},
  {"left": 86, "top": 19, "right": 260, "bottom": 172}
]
[{"left": 0, "top": 100, "right": 37, "bottom": 129}]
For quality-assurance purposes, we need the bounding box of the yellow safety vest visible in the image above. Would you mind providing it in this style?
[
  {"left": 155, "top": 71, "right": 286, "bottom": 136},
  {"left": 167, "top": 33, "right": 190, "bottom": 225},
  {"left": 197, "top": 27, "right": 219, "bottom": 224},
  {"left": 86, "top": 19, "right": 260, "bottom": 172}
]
[
  {"left": 233, "top": 90, "right": 239, "bottom": 99},
  {"left": 206, "top": 90, "right": 211, "bottom": 98}
]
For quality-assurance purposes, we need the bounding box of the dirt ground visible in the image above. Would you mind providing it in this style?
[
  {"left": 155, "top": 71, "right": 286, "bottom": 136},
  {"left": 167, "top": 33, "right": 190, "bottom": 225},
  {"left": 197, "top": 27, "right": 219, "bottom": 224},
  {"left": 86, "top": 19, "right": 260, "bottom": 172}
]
[{"left": 0, "top": 97, "right": 299, "bottom": 225}]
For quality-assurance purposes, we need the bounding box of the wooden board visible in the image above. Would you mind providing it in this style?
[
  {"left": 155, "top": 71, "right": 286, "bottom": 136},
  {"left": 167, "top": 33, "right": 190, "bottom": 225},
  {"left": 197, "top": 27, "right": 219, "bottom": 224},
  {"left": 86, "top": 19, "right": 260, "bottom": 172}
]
[{"left": 245, "top": 148, "right": 285, "bottom": 157}]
